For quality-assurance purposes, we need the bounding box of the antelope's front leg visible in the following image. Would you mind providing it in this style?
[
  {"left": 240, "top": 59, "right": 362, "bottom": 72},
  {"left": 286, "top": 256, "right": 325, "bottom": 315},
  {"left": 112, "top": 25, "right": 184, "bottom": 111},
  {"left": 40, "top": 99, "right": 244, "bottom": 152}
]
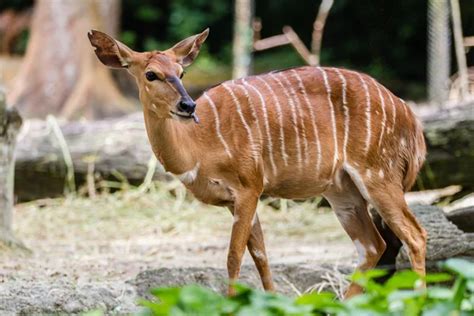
[{"left": 227, "top": 189, "right": 259, "bottom": 296}]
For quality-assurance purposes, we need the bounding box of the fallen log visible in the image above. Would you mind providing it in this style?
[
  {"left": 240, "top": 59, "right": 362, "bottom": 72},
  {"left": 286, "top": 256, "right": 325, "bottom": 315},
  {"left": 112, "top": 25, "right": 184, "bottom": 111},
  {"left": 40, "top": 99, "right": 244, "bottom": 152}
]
[
  {"left": 14, "top": 102, "right": 474, "bottom": 201},
  {"left": 14, "top": 113, "right": 168, "bottom": 201},
  {"left": 416, "top": 101, "right": 474, "bottom": 192}
]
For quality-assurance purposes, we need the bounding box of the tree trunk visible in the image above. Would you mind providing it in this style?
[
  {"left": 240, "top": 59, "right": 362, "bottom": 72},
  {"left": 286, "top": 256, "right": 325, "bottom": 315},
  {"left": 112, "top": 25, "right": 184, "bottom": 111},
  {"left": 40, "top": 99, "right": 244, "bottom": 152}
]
[
  {"left": 232, "top": 0, "right": 253, "bottom": 79},
  {"left": 0, "top": 87, "right": 26, "bottom": 249},
  {"left": 7, "top": 0, "right": 136, "bottom": 120}
]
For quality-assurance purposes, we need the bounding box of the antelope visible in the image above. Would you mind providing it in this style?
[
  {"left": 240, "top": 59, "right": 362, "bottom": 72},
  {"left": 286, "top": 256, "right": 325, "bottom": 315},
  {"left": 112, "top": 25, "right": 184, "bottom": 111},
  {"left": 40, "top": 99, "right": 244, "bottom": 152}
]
[{"left": 88, "top": 28, "right": 427, "bottom": 298}]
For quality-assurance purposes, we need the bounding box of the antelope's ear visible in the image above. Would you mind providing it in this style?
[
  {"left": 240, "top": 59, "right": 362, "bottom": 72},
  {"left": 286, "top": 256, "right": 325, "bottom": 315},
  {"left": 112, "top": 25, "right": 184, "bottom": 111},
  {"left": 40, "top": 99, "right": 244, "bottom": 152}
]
[
  {"left": 168, "top": 28, "right": 209, "bottom": 67},
  {"left": 87, "top": 30, "right": 135, "bottom": 68}
]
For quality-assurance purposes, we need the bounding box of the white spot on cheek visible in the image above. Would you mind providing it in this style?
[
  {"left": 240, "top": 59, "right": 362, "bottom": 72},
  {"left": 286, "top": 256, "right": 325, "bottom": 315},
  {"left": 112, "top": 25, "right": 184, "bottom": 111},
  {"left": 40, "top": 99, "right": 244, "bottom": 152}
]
[
  {"left": 382, "top": 148, "right": 386, "bottom": 154},
  {"left": 151, "top": 103, "right": 158, "bottom": 111},
  {"left": 401, "top": 138, "right": 406, "bottom": 147},
  {"left": 145, "top": 86, "right": 150, "bottom": 93},
  {"left": 354, "top": 239, "right": 367, "bottom": 265},
  {"left": 176, "top": 162, "right": 200, "bottom": 184}
]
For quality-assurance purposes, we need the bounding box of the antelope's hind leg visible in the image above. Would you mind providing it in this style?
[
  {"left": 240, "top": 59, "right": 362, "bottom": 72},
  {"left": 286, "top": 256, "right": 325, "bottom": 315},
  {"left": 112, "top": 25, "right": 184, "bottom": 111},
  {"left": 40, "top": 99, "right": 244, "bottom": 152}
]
[
  {"left": 365, "top": 183, "right": 427, "bottom": 279},
  {"left": 323, "top": 172, "right": 387, "bottom": 298}
]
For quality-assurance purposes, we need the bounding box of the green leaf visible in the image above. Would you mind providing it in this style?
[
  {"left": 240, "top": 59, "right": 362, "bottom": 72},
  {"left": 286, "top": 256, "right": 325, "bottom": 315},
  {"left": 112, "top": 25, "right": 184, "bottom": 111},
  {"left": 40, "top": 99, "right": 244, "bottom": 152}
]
[
  {"left": 150, "top": 287, "right": 181, "bottom": 305},
  {"left": 443, "top": 259, "right": 474, "bottom": 279},
  {"left": 452, "top": 278, "right": 467, "bottom": 309},
  {"left": 385, "top": 270, "right": 421, "bottom": 290},
  {"left": 424, "top": 273, "right": 453, "bottom": 284},
  {"left": 426, "top": 287, "right": 453, "bottom": 300},
  {"left": 422, "top": 301, "right": 457, "bottom": 316}
]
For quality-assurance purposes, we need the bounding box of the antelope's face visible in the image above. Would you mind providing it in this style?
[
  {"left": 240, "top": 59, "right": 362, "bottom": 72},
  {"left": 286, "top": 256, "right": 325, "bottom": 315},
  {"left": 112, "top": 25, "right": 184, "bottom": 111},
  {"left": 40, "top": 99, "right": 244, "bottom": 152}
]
[{"left": 88, "top": 29, "right": 209, "bottom": 122}]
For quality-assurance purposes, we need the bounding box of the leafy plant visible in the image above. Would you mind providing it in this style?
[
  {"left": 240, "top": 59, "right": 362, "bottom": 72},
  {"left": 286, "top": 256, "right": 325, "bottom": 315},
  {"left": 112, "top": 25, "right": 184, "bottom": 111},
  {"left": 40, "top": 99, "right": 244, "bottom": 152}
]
[{"left": 138, "top": 258, "right": 474, "bottom": 316}]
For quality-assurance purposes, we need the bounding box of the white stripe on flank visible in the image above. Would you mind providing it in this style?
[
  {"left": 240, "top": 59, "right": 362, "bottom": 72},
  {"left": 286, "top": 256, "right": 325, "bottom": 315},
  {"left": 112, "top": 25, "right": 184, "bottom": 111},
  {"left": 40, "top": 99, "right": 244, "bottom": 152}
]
[
  {"left": 291, "top": 70, "right": 322, "bottom": 176},
  {"left": 356, "top": 73, "right": 372, "bottom": 155},
  {"left": 371, "top": 78, "right": 387, "bottom": 151},
  {"left": 382, "top": 86, "right": 396, "bottom": 134},
  {"left": 279, "top": 73, "right": 309, "bottom": 166},
  {"left": 270, "top": 73, "right": 303, "bottom": 170},
  {"left": 203, "top": 93, "right": 233, "bottom": 158},
  {"left": 222, "top": 83, "right": 259, "bottom": 162},
  {"left": 235, "top": 81, "right": 263, "bottom": 143},
  {"left": 399, "top": 97, "right": 409, "bottom": 118},
  {"left": 334, "top": 69, "right": 349, "bottom": 163},
  {"left": 242, "top": 79, "right": 278, "bottom": 175},
  {"left": 256, "top": 76, "right": 289, "bottom": 166},
  {"left": 318, "top": 67, "right": 339, "bottom": 176}
]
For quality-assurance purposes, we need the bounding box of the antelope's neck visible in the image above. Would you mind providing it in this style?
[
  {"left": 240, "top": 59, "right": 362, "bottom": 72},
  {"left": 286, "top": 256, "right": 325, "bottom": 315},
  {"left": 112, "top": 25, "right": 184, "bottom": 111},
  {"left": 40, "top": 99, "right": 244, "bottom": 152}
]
[{"left": 143, "top": 111, "right": 197, "bottom": 175}]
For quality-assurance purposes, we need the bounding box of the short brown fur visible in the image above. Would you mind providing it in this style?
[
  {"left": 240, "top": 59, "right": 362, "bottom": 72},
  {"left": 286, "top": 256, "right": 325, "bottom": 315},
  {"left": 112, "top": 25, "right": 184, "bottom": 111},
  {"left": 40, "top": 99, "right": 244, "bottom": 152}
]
[{"left": 89, "top": 29, "right": 427, "bottom": 298}]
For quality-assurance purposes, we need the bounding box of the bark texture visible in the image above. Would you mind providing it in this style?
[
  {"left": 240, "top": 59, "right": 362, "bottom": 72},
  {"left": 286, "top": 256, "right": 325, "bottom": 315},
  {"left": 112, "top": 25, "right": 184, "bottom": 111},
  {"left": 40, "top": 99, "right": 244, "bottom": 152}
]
[
  {"left": 0, "top": 87, "right": 26, "bottom": 248},
  {"left": 418, "top": 102, "right": 474, "bottom": 192},
  {"left": 7, "top": 0, "right": 136, "bottom": 120},
  {"left": 14, "top": 113, "right": 171, "bottom": 201}
]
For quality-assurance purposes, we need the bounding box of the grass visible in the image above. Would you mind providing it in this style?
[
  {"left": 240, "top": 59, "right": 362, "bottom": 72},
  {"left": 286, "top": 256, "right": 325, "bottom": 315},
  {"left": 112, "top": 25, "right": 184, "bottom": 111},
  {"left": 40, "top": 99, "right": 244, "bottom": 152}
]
[{"left": 14, "top": 180, "right": 342, "bottom": 244}]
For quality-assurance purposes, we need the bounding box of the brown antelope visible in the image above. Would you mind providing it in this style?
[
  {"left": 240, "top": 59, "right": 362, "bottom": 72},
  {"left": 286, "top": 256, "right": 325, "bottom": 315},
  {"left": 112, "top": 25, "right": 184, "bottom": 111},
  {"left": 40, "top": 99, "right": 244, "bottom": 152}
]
[{"left": 88, "top": 28, "right": 427, "bottom": 298}]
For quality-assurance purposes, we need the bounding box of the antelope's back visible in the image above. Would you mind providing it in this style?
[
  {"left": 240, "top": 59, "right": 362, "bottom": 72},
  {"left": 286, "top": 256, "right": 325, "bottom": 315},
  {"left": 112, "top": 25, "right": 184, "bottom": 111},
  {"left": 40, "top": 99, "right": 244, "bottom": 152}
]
[{"left": 197, "top": 66, "right": 425, "bottom": 196}]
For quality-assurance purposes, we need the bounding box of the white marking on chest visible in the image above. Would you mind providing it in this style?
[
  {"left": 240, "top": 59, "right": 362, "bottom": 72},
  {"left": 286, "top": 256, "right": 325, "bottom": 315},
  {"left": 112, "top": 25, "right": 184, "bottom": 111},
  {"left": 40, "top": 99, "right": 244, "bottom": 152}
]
[
  {"left": 356, "top": 73, "right": 372, "bottom": 155},
  {"left": 256, "top": 76, "right": 289, "bottom": 166},
  {"left": 318, "top": 67, "right": 339, "bottom": 176},
  {"left": 175, "top": 162, "right": 200, "bottom": 184}
]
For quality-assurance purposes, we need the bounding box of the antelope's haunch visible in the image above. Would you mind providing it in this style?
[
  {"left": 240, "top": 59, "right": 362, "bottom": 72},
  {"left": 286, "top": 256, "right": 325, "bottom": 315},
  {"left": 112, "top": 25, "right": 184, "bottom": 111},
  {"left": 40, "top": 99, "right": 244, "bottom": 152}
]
[{"left": 88, "top": 29, "right": 427, "bottom": 298}]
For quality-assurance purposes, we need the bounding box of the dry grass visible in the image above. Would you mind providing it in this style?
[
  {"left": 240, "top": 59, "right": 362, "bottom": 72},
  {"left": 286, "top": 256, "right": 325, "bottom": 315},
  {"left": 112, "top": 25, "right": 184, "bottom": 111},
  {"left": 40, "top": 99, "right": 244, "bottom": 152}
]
[
  {"left": 14, "top": 180, "right": 346, "bottom": 245},
  {"left": 2, "top": 180, "right": 354, "bottom": 284}
]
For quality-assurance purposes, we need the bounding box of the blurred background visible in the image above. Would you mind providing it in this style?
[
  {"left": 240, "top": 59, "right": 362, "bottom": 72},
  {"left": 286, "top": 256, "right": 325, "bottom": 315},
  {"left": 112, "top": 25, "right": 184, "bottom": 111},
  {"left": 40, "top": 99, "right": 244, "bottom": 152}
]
[
  {"left": 0, "top": 1, "right": 473, "bottom": 314},
  {"left": 1, "top": 0, "right": 474, "bottom": 112}
]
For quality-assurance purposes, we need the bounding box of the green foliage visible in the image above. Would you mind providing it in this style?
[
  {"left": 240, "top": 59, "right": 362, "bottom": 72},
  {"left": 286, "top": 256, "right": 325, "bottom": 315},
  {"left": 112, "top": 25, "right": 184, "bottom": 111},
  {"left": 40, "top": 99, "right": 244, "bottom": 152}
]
[{"left": 138, "top": 259, "right": 474, "bottom": 316}]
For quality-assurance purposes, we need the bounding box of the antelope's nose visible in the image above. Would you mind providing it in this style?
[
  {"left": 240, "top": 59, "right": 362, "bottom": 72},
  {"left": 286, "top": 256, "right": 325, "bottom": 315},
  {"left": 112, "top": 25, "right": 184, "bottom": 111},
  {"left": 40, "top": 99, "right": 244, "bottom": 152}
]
[{"left": 178, "top": 99, "right": 196, "bottom": 114}]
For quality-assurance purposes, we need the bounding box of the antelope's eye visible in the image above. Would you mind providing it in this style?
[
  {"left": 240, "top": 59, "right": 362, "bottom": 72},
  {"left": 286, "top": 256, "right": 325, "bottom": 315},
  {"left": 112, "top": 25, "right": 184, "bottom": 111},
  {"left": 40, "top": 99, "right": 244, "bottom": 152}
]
[{"left": 145, "top": 71, "right": 158, "bottom": 82}]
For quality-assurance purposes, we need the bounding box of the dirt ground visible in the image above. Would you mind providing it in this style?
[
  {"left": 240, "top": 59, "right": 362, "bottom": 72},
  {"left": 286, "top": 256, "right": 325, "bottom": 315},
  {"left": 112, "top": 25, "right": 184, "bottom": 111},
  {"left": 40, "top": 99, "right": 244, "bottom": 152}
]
[{"left": 0, "top": 182, "right": 355, "bottom": 314}]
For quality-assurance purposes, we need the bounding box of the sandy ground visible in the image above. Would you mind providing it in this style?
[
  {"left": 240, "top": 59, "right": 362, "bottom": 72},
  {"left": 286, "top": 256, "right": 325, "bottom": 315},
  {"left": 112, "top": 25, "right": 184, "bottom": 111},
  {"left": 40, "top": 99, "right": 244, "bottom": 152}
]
[{"left": 0, "top": 185, "right": 355, "bottom": 314}]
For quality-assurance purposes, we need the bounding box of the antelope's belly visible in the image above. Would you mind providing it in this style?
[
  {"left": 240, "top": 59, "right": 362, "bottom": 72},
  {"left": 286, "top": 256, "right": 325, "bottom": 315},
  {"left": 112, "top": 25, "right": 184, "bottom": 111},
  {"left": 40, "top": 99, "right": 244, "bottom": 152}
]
[{"left": 263, "top": 171, "right": 332, "bottom": 199}]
